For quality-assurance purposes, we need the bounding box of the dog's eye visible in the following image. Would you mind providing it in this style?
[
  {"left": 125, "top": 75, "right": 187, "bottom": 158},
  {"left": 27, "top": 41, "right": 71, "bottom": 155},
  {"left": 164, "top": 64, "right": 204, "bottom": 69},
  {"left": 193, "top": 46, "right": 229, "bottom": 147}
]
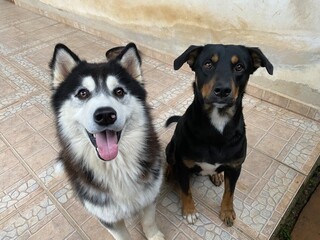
[
  {"left": 234, "top": 63, "right": 244, "bottom": 72},
  {"left": 114, "top": 87, "right": 125, "bottom": 98},
  {"left": 203, "top": 61, "right": 213, "bottom": 70},
  {"left": 76, "top": 89, "right": 90, "bottom": 100}
]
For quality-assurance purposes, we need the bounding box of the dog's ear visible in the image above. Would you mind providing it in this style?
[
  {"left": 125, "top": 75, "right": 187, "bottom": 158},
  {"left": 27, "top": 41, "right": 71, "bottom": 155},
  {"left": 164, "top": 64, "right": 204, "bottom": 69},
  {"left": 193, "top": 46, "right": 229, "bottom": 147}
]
[
  {"left": 247, "top": 47, "right": 273, "bottom": 75},
  {"left": 117, "top": 42, "right": 143, "bottom": 82},
  {"left": 105, "top": 46, "right": 125, "bottom": 61},
  {"left": 174, "top": 45, "right": 203, "bottom": 70},
  {"left": 49, "top": 44, "right": 80, "bottom": 89}
]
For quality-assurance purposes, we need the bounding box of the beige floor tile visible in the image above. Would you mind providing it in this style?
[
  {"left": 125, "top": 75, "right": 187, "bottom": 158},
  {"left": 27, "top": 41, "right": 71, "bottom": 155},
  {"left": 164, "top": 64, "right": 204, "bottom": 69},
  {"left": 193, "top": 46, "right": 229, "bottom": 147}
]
[
  {"left": 0, "top": 148, "right": 20, "bottom": 175},
  {"left": 237, "top": 169, "right": 260, "bottom": 195},
  {"left": 81, "top": 217, "right": 114, "bottom": 240},
  {"left": 255, "top": 133, "right": 288, "bottom": 158},
  {"left": 268, "top": 122, "right": 297, "bottom": 141},
  {"left": 243, "top": 150, "right": 274, "bottom": 178},
  {"left": 24, "top": 145, "right": 57, "bottom": 171},
  {"left": 14, "top": 133, "right": 50, "bottom": 159},
  {"left": 0, "top": 137, "right": 7, "bottom": 150},
  {"left": 66, "top": 200, "right": 91, "bottom": 226},
  {"left": 246, "top": 124, "right": 266, "bottom": 147},
  {"left": 0, "top": 163, "right": 28, "bottom": 190},
  {"left": 65, "top": 231, "right": 85, "bottom": 240},
  {"left": 0, "top": 115, "right": 25, "bottom": 132},
  {"left": 18, "top": 105, "right": 43, "bottom": 121},
  {"left": 245, "top": 110, "right": 275, "bottom": 131},
  {"left": 28, "top": 214, "right": 75, "bottom": 240},
  {"left": 3, "top": 121, "right": 35, "bottom": 146},
  {"left": 27, "top": 112, "right": 53, "bottom": 131}
]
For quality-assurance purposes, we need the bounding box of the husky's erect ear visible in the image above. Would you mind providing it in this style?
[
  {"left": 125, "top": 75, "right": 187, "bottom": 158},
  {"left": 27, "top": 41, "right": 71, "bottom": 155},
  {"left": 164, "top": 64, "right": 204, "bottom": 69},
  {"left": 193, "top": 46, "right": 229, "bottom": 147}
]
[
  {"left": 174, "top": 45, "right": 203, "bottom": 71},
  {"left": 105, "top": 46, "right": 125, "bottom": 61},
  {"left": 117, "top": 43, "right": 143, "bottom": 82},
  {"left": 247, "top": 47, "right": 273, "bottom": 75},
  {"left": 49, "top": 44, "right": 80, "bottom": 89}
]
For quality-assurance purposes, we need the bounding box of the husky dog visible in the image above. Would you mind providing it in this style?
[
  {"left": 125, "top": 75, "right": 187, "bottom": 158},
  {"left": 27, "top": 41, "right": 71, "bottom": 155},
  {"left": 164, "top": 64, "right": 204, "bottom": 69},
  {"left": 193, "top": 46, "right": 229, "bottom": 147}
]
[{"left": 50, "top": 43, "right": 164, "bottom": 240}]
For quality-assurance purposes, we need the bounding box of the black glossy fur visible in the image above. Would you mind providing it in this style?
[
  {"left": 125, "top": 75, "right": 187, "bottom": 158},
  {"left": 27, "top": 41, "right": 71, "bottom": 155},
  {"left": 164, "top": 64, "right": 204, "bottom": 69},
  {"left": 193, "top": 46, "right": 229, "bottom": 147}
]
[{"left": 165, "top": 44, "right": 273, "bottom": 226}]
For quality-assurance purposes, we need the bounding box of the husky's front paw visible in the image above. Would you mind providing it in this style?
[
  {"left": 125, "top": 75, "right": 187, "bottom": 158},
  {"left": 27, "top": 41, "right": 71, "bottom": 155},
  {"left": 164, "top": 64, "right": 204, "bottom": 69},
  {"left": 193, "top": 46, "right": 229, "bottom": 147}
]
[{"left": 148, "top": 231, "right": 165, "bottom": 240}]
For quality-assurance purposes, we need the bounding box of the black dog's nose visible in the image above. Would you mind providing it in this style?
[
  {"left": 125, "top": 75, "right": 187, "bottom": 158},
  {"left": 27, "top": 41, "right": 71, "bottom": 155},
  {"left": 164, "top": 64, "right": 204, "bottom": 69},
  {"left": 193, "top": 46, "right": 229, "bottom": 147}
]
[
  {"left": 213, "top": 87, "right": 231, "bottom": 98},
  {"left": 94, "top": 107, "right": 117, "bottom": 126}
]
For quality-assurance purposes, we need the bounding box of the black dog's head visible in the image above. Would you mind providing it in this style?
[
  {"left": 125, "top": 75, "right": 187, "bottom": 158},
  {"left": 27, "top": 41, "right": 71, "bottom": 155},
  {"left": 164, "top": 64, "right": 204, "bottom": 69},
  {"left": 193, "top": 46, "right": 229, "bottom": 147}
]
[{"left": 174, "top": 44, "right": 273, "bottom": 109}]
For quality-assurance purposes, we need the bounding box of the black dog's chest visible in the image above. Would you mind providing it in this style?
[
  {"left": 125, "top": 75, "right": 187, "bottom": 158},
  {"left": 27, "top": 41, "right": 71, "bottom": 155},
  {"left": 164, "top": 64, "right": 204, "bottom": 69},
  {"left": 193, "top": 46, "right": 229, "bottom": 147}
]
[{"left": 182, "top": 129, "right": 246, "bottom": 166}]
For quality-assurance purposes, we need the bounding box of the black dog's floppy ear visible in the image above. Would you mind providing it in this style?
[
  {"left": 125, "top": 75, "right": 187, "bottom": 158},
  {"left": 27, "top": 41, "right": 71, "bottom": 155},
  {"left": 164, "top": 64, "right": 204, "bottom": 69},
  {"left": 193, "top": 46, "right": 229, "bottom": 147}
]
[
  {"left": 105, "top": 46, "right": 125, "bottom": 61},
  {"left": 116, "top": 42, "right": 143, "bottom": 82},
  {"left": 174, "top": 45, "right": 203, "bottom": 70},
  {"left": 49, "top": 44, "right": 81, "bottom": 89},
  {"left": 247, "top": 47, "right": 273, "bottom": 75}
]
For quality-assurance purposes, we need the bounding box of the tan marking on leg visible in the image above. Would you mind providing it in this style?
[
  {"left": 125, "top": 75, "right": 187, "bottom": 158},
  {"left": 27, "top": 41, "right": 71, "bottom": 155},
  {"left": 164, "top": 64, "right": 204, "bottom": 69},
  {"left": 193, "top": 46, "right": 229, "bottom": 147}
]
[
  {"left": 220, "top": 177, "right": 236, "bottom": 226},
  {"left": 231, "top": 55, "right": 239, "bottom": 64},
  {"left": 181, "top": 188, "right": 198, "bottom": 224},
  {"left": 183, "top": 159, "right": 196, "bottom": 168},
  {"left": 181, "top": 189, "right": 195, "bottom": 215}
]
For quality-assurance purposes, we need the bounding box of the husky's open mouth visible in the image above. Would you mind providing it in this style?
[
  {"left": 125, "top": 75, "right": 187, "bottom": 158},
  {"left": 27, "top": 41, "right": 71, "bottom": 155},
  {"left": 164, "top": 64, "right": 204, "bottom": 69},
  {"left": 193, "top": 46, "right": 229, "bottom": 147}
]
[{"left": 87, "top": 130, "right": 121, "bottom": 161}]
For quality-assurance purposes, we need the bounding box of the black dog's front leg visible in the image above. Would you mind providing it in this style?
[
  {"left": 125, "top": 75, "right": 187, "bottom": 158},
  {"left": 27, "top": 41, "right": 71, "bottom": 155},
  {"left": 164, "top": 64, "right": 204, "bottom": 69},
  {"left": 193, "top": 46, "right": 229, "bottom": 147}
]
[
  {"left": 176, "top": 162, "right": 199, "bottom": 224},
  {"left": 220, "top": 166, "right": 241, "bottom": 226}
]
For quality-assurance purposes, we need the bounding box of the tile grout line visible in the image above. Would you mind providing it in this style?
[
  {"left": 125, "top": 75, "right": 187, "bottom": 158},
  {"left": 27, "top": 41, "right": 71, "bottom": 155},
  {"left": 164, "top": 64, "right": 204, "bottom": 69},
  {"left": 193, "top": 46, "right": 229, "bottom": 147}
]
[{"left": 1, "top": 133, "right": 90, "bottom": 239}]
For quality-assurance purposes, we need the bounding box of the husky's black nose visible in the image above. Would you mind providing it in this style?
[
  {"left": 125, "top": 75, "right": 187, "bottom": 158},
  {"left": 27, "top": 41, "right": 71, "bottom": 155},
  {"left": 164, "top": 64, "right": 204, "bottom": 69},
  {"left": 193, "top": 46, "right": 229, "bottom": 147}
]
[{"left": 94, "top": 107, "right": 117, "bottom": 126}]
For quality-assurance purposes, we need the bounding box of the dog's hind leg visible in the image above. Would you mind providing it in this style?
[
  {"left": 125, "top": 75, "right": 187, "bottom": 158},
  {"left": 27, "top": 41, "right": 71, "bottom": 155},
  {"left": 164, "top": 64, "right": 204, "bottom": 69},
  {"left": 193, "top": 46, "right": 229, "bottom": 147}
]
[
  {"left": 165, "top": 140, "right": 176, "bottom": 181},
  {"left": 141, "top": 203, "right": 165, "bottom": 240},
  {"left": 220, "top": 166, "right": 241, "bottom": 227},
  {"left": 99, "top": 219, "right": 131, "bottom": 240}
]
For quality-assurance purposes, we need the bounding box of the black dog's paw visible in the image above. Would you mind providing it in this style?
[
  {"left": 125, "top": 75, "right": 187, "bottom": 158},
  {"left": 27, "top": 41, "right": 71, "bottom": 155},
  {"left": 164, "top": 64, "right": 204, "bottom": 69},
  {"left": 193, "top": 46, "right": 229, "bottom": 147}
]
[
  {"left": 220, "top": 208, "right": 236, "bottom": 227},
  {"left": 210, "top": 172, "right": 224, "bottom": 186}
]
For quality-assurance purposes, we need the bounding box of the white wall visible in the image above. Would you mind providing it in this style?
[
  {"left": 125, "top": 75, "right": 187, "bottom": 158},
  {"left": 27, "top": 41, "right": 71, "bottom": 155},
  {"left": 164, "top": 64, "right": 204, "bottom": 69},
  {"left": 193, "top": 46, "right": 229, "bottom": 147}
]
[{"left": 38, "top": 0, "right": 320, "bottom": 102}]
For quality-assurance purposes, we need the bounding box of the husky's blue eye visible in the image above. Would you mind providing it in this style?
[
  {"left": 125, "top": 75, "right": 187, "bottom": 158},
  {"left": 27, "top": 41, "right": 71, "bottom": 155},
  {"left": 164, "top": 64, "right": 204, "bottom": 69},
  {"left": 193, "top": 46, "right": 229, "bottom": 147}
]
[
  {"left": 76, "top": 89, "right": 90, "bottom": 100},
  {"left": 114, "top": 87, "right": 125, "bottom": 98}
]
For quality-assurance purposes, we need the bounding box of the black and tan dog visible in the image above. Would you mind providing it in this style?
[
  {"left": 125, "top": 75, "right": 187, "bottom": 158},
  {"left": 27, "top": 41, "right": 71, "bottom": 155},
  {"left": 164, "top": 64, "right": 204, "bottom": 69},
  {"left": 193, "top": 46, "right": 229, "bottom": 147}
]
[{"left": 165, "top": 44, "right": 273, "bottom": 226}]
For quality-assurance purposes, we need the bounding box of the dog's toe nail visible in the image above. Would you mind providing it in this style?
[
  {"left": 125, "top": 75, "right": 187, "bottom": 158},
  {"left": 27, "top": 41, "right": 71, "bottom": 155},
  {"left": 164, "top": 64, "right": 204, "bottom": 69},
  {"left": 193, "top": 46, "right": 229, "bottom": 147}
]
[{"left": 226, "top": 219, "right": 233, "bottom": 227}]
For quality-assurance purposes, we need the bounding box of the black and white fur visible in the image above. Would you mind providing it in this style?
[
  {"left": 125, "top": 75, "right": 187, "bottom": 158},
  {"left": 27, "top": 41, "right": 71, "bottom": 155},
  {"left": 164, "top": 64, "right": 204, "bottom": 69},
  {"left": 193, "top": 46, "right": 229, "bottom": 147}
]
[{"left": 50, "top": 43, "right": 164, "bottom": 240}]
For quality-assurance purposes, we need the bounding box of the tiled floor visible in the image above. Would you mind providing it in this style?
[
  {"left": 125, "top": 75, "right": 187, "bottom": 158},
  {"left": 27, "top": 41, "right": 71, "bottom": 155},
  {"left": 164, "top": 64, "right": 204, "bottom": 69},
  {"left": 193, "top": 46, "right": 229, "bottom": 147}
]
[{"left": 0, "top": 1, "right": 320, "bottom": 239}]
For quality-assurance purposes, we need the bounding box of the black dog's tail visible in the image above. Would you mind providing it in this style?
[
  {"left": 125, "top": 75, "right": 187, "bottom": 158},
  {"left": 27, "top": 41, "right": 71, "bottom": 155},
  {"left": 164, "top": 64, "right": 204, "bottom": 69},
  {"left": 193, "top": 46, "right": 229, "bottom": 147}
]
[{"left": 165, "top": 115, "right": 181, "bottom": 127}]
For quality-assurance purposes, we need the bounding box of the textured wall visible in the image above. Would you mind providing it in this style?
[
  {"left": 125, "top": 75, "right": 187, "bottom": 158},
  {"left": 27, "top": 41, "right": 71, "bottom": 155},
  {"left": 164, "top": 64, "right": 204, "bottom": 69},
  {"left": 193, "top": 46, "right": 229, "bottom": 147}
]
[{"left": 38, "top": 0, "right": 320, "bottom": 100}]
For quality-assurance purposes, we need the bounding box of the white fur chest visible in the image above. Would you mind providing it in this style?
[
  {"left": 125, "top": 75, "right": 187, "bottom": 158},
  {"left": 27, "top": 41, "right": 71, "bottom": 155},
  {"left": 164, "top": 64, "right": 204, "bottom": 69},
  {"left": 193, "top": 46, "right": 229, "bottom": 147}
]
[
  {"left": 209, "top": 107, "right": 230, "bottom": 134},
  {"left": 196, "top": 162, "right": 221, "bottom": 176}
]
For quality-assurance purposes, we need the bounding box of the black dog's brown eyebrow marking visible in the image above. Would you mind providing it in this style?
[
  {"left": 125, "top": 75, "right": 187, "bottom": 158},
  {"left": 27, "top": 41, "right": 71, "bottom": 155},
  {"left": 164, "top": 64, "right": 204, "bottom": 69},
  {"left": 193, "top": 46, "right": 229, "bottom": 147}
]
[
  {"left": 211, "top": 54, "right": 219, "bottom": 63},
  {"left": 231, "top": 55, "right": 239, "bottom": 64}
]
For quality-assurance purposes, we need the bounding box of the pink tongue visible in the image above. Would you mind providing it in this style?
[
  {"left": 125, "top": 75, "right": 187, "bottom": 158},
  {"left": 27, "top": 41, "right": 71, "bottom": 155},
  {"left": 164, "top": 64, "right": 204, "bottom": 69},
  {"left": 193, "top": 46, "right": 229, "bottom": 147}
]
[{"left": 95, "top": 131, "right": 118, "bottom": 161}]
